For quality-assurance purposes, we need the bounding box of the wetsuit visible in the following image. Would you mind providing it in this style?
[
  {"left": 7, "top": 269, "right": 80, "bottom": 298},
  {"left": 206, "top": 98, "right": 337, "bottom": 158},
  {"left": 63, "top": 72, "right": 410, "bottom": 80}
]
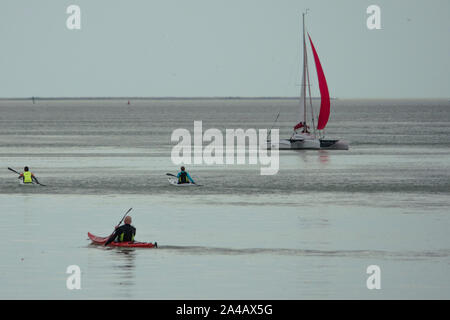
[
  {"left": 177, "top": 170, "right": 195, "bottom": 184},
  {"left": 105, "top": 224, "right": 136, "bottom": 245}
]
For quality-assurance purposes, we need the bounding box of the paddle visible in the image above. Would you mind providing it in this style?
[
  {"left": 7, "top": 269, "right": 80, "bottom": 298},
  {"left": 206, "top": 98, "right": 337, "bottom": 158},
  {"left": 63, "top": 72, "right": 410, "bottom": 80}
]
[
  {"left": 105, "top": 208, "right": 133, "bottom": 246},
  {"left": 8, "top": 167, "right": 46, "bottom": 186},
  {"left": 31, "top": 176, "right": 46, "bottom": 186},
  {"left": 7, "top": 167, "right": 20, "bottom": 175},
  {"left": 117, "top": 207, "right": 133, "bottom": 227}
]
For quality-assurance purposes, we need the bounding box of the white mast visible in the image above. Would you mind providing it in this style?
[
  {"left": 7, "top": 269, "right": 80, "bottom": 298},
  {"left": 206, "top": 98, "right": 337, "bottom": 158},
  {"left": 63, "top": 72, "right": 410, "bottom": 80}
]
[{"left": 301, "top": 13, "right": 307, "bottom": 127}]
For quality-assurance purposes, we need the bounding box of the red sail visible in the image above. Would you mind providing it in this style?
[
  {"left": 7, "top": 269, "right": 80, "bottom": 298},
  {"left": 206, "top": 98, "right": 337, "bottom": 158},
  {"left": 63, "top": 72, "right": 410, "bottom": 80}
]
[{"left": 308, "top": 34, "right": 330, "bottom": 130}]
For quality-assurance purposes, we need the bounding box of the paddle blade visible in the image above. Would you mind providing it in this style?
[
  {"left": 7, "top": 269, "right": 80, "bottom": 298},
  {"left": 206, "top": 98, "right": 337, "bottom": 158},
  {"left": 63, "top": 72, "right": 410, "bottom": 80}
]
[
  {"left": 8, "top": 167, "right": 20, "bottom": 175},
  {"left": 118, "top": 208, "right": 133, "bottom": 226}
]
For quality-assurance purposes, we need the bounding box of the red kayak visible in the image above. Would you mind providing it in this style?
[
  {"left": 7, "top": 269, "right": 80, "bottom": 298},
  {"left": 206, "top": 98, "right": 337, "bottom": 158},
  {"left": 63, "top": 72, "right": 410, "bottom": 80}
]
[{"left": 88, "top": 232, "right": 157, "bottom": 248}]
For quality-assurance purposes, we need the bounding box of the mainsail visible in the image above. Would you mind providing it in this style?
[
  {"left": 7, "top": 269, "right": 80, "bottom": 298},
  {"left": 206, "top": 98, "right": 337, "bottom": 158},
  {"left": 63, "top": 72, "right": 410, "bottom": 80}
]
[{"left": 308, "top": 34, "right": 330, "bottom": 131}]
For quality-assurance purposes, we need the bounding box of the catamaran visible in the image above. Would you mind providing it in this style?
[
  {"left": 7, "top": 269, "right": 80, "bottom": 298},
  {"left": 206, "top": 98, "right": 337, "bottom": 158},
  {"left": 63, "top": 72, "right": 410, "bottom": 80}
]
[{"left": 269, "top": 12, "right": 348, "bottom": 150}]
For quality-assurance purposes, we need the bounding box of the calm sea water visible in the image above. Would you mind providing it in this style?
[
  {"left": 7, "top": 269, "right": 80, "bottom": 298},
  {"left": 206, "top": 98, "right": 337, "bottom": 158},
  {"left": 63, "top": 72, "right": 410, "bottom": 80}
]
[{"left": 0, "top": 98, "right": 449, "bottom": 299}]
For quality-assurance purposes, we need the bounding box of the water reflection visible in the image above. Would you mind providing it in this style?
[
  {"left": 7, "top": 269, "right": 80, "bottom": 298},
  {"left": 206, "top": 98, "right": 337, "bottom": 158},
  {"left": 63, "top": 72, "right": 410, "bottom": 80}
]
[
  {"left": 293, "top": 150, "right": 330, "bottom": 165},
  {"left": 318, "top": 150, "right": 330, "bottom": 164},
  {"left": 293, "top": 150, "right": 309, "bottom": 164},
  {"left": 110, "top": 248, "right": 137, "bottom": 297}
]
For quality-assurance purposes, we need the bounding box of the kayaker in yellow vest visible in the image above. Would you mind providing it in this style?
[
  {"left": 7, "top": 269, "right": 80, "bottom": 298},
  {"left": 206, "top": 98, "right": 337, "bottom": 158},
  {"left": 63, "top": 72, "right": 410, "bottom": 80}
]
[{"left": 18, "top": 166, "right": 37, "bottom": 184}]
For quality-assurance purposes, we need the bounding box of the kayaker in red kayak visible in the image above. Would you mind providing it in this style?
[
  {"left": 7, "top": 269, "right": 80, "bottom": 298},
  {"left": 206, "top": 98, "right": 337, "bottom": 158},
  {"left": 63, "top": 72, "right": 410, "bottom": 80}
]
[{"left": 105, "top": 216, "right": 136, "bottom": 246}]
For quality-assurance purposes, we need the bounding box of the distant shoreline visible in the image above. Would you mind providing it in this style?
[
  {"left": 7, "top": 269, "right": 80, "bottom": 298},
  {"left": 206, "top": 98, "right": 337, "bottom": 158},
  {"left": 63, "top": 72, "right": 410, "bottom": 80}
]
[
  {"left": 0, "top": 96, "right": 323, "bottom": 101},
  {"left": 0, "top": 97, "right": 448, "bottom": 101}
]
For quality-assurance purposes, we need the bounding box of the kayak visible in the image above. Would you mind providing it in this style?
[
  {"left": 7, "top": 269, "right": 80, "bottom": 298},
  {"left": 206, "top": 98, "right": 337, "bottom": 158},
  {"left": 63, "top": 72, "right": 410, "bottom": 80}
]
[
  {"left": 88, "top": 232, "right": 157, "bottom": 248},
  {"left": 168, "top": 178, "right": 195, "bottom": 186},
  {"left": 19, "top": 180, "right": 35, "bottom": 185}
]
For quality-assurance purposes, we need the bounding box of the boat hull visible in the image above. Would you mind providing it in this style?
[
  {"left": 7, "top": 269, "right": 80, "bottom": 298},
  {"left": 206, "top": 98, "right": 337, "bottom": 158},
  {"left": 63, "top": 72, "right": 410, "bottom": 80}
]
[
  {"left": 19, "top": 180, "right": 35, "bottom": 185},
  {"left": 168, "top": 178, "right": 195, "bottom": 186},
  {"left": 268, "top": 138, "right": 320, "bottom": 150},
  {"left": 320, "top": 139, "right": 349, "bottom": 150}
]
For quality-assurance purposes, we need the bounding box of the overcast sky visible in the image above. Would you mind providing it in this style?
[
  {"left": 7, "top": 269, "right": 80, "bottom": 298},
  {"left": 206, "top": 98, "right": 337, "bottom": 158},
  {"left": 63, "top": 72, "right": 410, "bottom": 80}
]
[{"left": 0, "top": 0, "right": 449, "bottom": 98}]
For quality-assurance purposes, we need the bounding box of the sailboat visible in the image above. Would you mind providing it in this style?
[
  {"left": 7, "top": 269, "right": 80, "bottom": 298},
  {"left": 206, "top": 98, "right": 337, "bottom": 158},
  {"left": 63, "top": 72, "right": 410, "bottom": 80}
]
[{"left": 269, "top": 12, "right": 349, "bottom": 150}]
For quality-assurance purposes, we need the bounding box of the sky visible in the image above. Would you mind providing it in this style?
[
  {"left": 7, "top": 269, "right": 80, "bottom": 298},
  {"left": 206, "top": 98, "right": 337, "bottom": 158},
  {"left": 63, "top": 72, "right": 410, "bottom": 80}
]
[{"left": 0, "top": 0, "right": 449, "bottom": 98}]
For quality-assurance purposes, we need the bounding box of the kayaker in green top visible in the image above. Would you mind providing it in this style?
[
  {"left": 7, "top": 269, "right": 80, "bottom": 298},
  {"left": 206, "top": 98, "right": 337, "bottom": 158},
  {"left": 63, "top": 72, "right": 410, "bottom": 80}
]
[
  {"left": 105, "top": 216, "right": 136, "bottom": 246},
  {"left": 177, "top": 166, "right": 195, "bottom": 184}
]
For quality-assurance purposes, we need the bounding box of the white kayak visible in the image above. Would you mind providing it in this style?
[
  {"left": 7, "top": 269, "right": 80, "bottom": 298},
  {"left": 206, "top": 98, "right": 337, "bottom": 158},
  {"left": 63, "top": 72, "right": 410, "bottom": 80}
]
[
  {"left": 168, "top": 178, "right": 196, "bottom": 187},
  {"left": 18, "top": 180, "right": 36, "bottom": 186}
]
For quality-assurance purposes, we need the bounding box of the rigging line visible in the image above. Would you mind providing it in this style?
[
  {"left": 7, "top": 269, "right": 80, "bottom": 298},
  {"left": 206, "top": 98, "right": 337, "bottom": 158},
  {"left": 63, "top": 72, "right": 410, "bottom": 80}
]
[{"left": 267, "top": 110, "right": 281, "bottom": 140}]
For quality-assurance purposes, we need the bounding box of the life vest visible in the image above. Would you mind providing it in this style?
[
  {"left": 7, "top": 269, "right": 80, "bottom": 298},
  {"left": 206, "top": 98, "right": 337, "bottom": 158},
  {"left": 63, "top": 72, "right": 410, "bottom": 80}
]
[
  {"left": 119, "top": 232, "right": 135, "bottom": 242},
  {"left": 23, "top": 171, "right": 33, "bottom": 183},
  {"left": 117, "top": 225, "right": 136, "bottom": 242},
  {"left": 178, "top": 171, "right": 188, "bottom": 184}
]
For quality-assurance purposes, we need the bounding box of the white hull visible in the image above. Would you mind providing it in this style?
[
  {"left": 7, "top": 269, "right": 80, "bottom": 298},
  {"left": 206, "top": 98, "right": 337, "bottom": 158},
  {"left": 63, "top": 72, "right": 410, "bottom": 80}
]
[
  {"left": 267, "top": 138, "right": 320, "bottom": 150},
  {"left": 19, "top": 180, "right": 35, "bottom": 185},
  {"left": 168, "top": 178, "right": 195, "bottom": 186}
]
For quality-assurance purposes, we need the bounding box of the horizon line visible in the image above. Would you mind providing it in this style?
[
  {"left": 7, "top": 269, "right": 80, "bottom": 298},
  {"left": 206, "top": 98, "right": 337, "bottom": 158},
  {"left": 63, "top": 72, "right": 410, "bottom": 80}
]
[
  {"left": 0, "top": 96, "right": 323, "bottom": 100},
  {"left": 0, "top": 96, "right": 449, "bottom": 101}
]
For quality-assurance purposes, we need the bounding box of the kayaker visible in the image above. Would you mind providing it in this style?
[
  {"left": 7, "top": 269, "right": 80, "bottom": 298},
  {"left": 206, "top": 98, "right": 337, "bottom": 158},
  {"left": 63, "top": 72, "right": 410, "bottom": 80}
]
[
  {"left": 105, "top": 216, "right": 136, "bottom": 245},
  {"left": 18, "top": 166, "right": 37, "bottom": 184},
  {"left": 177, "top": 166, "right": 195, "bottom": 184}
]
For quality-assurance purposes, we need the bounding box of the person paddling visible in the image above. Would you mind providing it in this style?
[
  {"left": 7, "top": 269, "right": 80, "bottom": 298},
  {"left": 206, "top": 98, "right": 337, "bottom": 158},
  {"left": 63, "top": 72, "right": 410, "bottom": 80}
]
[
  {"left": 105, "top": 216, "right": 136, "bottom": 246},
  {"left": 18, "top": 166, "right": 38, "bottom": 184},
  {"left": 177, "top": 166, "right": 195, "bottom": 184}
]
